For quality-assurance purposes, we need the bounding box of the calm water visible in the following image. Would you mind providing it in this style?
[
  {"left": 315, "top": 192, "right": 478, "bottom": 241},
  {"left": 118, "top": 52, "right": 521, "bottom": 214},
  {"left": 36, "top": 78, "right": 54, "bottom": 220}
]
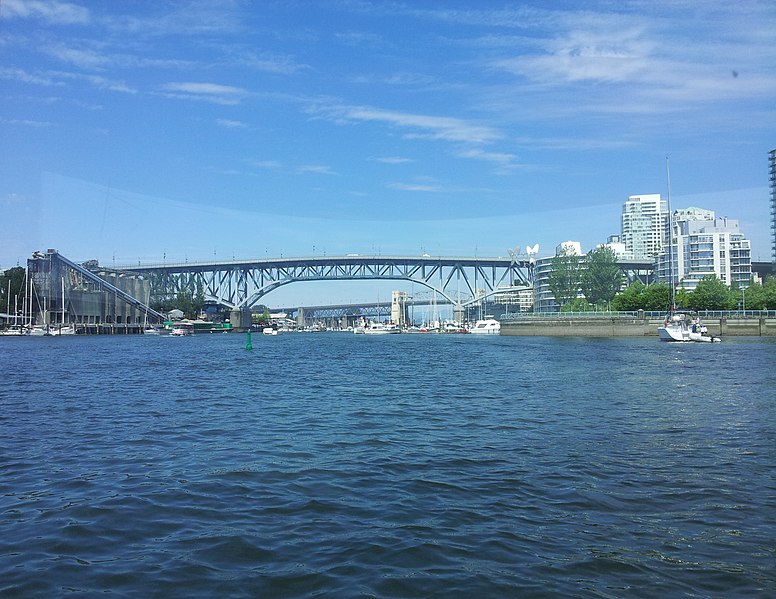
[{"left": 1, "top": 333, "right": 774, "bottom": 597}]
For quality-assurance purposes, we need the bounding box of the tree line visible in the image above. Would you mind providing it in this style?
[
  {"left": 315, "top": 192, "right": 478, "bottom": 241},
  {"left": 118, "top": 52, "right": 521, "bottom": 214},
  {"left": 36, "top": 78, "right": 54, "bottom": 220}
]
[
  {"left": 0, "top": 267, "right": 25, "bottom": 312},
  {"left": 548, "top": 247, "right": 776, "bottom": 312}
]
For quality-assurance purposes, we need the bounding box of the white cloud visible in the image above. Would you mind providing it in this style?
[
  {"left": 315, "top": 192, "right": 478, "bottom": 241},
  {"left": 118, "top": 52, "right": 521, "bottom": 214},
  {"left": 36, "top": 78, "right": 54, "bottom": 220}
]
[
  {"left": 486, "top": 6, "right": 776, "bottom": 111},
  {"left": 248, "top": 160, "right": 283, "bottom": 170},
  {"left": 0, "top": 67, "right": 60, "bottom": 86},
  {"left": 216, "top": 119, "right": 247, "bottom": 129},
  {"left": 160, "top": 82, "right": 248, "bottom": 105},
  {"left": 3, "top": 0, "right": 89, "bottom": 25},
  {"left": 45, "top": 44, "right": 111, "bottom": 70},
  {"left": 492, "top": 25, "right": 652, "bottom": 85},
  {"left": 456, "top": 148, "right": 519, "bottom": 167},
  {"left": 104, "top": 1, "right": 243, "bottom": 37},
  {"left": 373, "top": 156, "right": 414, "bottom": 164},
  {"left": 54, "top": 71, "right": 137, "bottom": 94},
  {"left": 298, "top": 165, "right": 335, "bottom": 175},
  {"left": 387, "top": 182, "right": 442, "bottom": 192},
  {"left": 0, "top": 118, "right": 52, "bottom": 127},
  {"left": 238, "top": 52, "right": 309, "bottom": 75},
  {"left": 345, "top": 106, "right": 500, "bottom": 144}
]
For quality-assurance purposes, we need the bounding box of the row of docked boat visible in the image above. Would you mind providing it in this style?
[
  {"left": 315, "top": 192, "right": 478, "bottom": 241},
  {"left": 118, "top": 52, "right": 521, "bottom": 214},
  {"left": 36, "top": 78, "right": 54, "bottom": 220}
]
[
  {"left": 0, "top": 324, "right": 76, "bottom": 336},
  {"left": 351, "top": 318, "right": 501, "bottom": 335}
]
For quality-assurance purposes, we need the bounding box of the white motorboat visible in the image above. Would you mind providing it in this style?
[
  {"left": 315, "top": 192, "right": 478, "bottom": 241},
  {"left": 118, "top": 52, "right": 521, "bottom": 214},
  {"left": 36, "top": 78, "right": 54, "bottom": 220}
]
[
  {"left": 170, "top": 324, "right": 194, "bottom": 336},
  {"left": 364, "top": 322, "right": 400, "bottom": 334},
  {"left": 469, "top": 318, "right": 500, "bottom": 335},
  {"left": 658, "top": 313, "right": 720, "bottom": 343},
  {"left": 262, "top": 326, "right": 278, "bottom": 336}
]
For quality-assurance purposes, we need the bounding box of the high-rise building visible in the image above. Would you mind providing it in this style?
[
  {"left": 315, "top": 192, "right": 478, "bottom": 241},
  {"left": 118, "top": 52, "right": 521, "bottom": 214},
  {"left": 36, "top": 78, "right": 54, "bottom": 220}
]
[
  {"left": 621, "top": 194, "right": 668, "bottom": 260},
  {"left": 655, "top": 208, "right": 752, "bottom": 290},
  {"left": 769, "top": 148, "right": 775, "bottom": 263}
]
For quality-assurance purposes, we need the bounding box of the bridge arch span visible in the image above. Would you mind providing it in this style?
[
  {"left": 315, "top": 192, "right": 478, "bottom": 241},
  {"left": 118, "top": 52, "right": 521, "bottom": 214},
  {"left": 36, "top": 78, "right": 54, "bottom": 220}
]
[
  {"left": 240, "top": 273, "right": 459, "bottom": 309},
  {"left": 119, "top": 255, "right": 534, "bottom": 310}
]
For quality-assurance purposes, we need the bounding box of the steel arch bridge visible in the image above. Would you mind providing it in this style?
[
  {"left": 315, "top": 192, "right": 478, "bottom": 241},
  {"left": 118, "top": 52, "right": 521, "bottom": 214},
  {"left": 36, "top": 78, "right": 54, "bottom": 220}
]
[{"left": 117, "top": 255, "right": 535, "bottom": 310}]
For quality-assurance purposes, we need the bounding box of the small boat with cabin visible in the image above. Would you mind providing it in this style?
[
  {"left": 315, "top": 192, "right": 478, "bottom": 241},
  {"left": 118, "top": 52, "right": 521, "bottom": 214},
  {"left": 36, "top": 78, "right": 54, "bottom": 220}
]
[
  {"left": 170, "top": 322, "right": 194, "bottom": 336},
  {"left": 364, "top": 322, "right": 401, "bottom": 334},
  {"left": 469, "top": 318, "right": 500, "bottom": 335}
]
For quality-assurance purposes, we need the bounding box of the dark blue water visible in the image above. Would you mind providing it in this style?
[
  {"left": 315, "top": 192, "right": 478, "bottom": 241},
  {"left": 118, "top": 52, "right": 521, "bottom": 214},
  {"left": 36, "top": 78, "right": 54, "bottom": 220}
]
[{"left": 1, "top": 333, "right": 774, "bottom": 597}]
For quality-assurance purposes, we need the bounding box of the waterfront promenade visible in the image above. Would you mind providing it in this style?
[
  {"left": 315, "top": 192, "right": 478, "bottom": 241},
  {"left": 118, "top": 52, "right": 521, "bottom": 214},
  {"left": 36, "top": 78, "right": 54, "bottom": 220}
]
[{"left": 500, "top": 311, "right": 776, "bottom": 337}]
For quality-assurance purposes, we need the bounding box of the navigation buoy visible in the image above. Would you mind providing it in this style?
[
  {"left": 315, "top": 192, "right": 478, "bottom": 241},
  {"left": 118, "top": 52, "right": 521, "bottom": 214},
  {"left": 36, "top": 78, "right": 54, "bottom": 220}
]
[{"left": 246, "top": 329, "right": 252, "bottom": 351}]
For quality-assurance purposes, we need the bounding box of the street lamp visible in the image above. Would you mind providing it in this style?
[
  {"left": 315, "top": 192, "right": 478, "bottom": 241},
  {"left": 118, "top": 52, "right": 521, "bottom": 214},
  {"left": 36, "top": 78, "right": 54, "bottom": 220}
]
[{"left": 741, "top": 288, "right": 745, "bottom": 312}]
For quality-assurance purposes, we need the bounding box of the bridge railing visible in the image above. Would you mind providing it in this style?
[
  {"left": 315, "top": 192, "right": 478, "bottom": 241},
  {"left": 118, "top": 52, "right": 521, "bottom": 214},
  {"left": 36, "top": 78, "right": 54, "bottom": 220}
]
[{"left": 503, "top": 310, "right": 776, "bottom": 320}]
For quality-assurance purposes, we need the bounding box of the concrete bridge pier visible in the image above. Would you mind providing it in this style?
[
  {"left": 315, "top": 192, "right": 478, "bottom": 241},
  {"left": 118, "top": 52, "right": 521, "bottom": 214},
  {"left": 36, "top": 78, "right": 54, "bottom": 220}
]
[{"left": 230, "top": 308, "right": 252, "bottom": 331}]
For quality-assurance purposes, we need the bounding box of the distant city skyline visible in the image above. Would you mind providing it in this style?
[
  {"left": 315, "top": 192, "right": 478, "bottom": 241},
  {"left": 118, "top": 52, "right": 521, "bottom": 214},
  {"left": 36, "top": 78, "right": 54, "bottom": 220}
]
[{"left": 2, "top": 1, "right": 775, "bottom": 305}]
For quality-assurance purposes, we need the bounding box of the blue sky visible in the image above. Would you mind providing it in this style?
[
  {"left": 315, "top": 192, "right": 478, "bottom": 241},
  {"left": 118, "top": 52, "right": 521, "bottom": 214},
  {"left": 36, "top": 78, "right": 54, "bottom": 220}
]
[{"left": 2, "top": 1, "right": 775, "bottom": 304}]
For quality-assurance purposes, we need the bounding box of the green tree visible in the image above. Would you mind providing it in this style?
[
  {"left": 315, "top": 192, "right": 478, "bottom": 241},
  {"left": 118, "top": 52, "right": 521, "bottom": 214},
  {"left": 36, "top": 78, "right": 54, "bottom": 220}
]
[
  {"left": 580, "top": 246, "right": 624, "bottom": 307},
  {"left": 674, "top": 287, "right": 691, "bottom": 310},
  {"left": 643, "top": 283, "right": 672, "bottom": 311},
  {"left": 252, "top": 306, "right": 271, "bottom": 324},
  {"left": 739, "top": 282, "right": 764, "bottom": 309},
  {"left": 762, "top": 277, "right": 776, "bottom": 309},
  {"left": 174, "top": 290, "right": 205, "bottom": 319},
  {"left": 611, "top": 282, "right": 675, "bottom": 312},
  {"left": 548, "top": 247, "right": 581, "bottom": 309},
  {"left": 610, "top": 281, "right": 645, "bottom": 311},
  {"left": 150, "top": 297, "right": 175, "bottom": 314},
  {"left": 0, "top": 267, "right": 26, "bottom": 314},
  {"left": 563, "top": 297, "right": 591, "bottom": 312},
  {"left": 686, "top": 276, "right": 735, "bottom": 310}
]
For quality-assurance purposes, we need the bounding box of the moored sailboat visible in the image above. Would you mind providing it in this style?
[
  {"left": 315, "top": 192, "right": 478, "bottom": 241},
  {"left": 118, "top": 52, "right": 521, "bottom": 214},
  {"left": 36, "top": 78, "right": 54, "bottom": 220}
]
[{"left": 657, "top": 158, "right": 721, "bottom": 343}]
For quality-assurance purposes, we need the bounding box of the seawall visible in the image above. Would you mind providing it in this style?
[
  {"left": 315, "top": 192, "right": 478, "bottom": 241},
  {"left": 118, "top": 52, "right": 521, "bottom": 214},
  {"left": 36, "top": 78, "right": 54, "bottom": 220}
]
[{"left": 500, "top": 313, "right": 776, "bottom": 337}]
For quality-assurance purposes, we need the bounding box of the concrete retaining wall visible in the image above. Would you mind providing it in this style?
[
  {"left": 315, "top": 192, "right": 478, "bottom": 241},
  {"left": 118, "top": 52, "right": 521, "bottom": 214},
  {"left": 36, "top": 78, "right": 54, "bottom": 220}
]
[{"left": 500, "top": 316, "right": 776, "bottom": 337}]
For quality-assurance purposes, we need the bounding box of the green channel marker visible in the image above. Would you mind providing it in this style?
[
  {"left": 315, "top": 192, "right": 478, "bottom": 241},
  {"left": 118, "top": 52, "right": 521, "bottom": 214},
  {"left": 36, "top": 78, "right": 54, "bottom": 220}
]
[{"left": 245, "top": 329, "right": 252, "bottom": 351}]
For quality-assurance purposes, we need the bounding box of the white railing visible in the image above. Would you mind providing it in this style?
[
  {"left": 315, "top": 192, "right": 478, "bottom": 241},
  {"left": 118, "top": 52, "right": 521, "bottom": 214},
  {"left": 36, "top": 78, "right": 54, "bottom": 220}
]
[{"left": 502, "top": 310, "right": 776, "bottom": 320}]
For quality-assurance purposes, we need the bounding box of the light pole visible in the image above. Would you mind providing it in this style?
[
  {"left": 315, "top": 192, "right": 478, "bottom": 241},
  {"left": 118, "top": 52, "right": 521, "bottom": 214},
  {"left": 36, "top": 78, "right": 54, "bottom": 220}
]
[{"left": 741, "top": 288, "right": 745, "bottom": 312}]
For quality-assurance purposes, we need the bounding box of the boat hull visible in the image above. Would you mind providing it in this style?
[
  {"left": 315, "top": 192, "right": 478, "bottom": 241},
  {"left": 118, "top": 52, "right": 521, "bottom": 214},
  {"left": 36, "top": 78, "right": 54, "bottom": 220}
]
[
  {"left": 658, "top": 325, "right": 687, "bottom": 341},
  {"left": 364, "top": 324, "right": 400, "bottom": 334}
]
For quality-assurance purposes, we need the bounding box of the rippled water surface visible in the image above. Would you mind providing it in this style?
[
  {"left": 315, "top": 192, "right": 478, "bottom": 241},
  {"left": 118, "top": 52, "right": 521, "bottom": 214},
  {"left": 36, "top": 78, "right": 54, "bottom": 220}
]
[{"left": 1, "top": 333, "right": 775, "bottom": 597}]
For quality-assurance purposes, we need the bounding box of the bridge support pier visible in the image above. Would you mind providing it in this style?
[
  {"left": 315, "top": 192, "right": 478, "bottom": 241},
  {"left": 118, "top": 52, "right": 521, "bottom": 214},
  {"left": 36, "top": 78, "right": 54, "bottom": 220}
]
[{"left": 230, "top": 308, "right": 252, "bottom": 332}]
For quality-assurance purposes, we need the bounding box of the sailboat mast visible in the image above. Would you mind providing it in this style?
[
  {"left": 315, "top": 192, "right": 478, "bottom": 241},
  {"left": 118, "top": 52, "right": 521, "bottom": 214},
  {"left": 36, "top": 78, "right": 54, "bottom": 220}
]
[
  {"left": 666, "top": 156, "right": 675, "bottom": 311},
  {"left": 61, "top": 276, "right": 65, "bottom": 326}
]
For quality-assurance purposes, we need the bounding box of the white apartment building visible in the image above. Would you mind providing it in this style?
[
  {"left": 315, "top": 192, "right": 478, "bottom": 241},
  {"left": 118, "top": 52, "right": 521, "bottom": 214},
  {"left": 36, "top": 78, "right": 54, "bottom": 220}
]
[
  {"left": 621, "top": 194, "right": 668, "bottom": 260},
  {"left": 600, "top": 235, "right": 628, "bottom": 258},
  {"left": 655, "top": 208, "right": 752, "bottom": 290},
  {"left": 493, "top": 285, "right": 534, "bottom": 312},
  {"left": 533, "top": 241, "right": 585, "bottom": 312}
]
